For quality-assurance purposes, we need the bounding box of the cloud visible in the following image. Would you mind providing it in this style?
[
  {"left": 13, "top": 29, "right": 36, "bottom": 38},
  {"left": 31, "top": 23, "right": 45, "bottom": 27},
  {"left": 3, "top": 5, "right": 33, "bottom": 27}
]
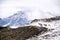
[{"left": 0, "top": 0, "right": 60, "bottom": 19}]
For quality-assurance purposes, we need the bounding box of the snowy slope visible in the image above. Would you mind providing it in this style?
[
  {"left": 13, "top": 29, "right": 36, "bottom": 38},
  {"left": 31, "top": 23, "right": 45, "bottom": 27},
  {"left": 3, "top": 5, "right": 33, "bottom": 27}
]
[
  {"left": 27, "top": 16, "right": 60, "bottom": 40},
  {"left": 2, "top": 11, "right": 31, "bottom": 27}
]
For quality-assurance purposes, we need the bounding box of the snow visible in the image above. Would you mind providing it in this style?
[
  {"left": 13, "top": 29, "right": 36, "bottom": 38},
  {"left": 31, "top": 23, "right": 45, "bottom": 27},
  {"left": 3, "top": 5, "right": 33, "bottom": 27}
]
[{"left": 27, "top": 19, "right": 60, "bottom": 40}]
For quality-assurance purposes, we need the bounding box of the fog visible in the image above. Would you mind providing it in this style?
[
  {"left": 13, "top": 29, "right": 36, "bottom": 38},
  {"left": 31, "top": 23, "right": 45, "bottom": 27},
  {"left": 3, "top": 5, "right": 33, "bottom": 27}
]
[{"left": 0, "top": 0, "right": 60, "bottom": 19}]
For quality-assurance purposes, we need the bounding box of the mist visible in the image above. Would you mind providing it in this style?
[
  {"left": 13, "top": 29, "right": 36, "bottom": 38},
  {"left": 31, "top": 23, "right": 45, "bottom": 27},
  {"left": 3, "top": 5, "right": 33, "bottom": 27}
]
[{"left": 0, "top": 0, "right": 60, "bottom": 19}]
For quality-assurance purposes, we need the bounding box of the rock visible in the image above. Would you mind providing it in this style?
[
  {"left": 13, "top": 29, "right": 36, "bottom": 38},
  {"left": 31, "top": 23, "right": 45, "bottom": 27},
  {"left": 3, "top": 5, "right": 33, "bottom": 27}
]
[
  {"left": 0, "top": 26, "right": 48, "bottom": 40},
  {"left": 31, "top": 16, "right": 60, "bottom": 23}
]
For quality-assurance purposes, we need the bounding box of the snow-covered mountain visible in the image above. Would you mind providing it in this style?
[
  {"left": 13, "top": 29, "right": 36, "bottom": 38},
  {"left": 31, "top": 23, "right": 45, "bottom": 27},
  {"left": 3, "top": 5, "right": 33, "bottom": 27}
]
[
  {"left": 0, "top": 9, "right": 60, "bottom": 28},
  {"left": 1, "top": 11, "right": 31, "bottom": 27}
]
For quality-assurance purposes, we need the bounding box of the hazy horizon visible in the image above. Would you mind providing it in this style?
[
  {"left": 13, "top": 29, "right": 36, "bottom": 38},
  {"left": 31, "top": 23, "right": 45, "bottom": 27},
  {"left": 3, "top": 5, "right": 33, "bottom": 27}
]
[{"left": 0, "top": 0, "right": 60, "bottom": 19}]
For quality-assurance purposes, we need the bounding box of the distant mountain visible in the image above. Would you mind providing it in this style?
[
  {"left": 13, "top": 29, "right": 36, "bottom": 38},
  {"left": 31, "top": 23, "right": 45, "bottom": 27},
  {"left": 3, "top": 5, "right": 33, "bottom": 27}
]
[
  {"left": 1, "top": 10, "right": 60, "bottom": 27},
  {"left": 1, "top": 11, "right": 31, "bottom": 26}
]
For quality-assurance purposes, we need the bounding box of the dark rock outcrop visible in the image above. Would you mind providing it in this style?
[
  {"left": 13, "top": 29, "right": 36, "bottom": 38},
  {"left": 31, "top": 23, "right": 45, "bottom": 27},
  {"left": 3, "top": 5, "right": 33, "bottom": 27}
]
[
  {"left": 31, "top": 16, "right": 60, "bottom": 23},
  {"left": 0, "top": 26, "right": 48, "bottom": 40}
]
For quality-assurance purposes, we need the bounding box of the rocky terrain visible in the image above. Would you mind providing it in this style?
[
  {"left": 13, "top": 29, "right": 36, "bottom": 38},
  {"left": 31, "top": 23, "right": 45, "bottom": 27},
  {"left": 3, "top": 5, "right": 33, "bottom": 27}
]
[
  {"left": 1, "top": 16, "right": 60, "bottom": 40},
  {"left": 27, "top": 16, "right": 60, "bottom": 40},
  {"left": 31, "top": 16, "right": 60, "bottom": 23},
  {"left": 0, "top": 26, "right": 48, "bottom": 40}
]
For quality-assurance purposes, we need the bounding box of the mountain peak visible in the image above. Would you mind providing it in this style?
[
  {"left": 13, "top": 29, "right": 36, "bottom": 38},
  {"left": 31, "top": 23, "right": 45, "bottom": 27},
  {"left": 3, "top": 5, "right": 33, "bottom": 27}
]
[{"left": 2, "top": 11, "right": 31, "bottom": 27}]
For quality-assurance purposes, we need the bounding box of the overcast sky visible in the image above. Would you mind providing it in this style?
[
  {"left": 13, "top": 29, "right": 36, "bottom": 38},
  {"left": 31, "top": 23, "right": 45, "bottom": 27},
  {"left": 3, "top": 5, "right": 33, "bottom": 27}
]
[{"left": 0, "top": 0, "right": 60, "bottom": 19}]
